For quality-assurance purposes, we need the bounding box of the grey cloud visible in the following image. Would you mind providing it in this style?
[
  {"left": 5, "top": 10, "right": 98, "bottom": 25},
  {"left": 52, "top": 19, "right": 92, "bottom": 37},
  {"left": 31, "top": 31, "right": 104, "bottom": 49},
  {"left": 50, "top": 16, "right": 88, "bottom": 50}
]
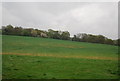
[{"left": 2, "top": 2, "right": 118, "bottom": 39}]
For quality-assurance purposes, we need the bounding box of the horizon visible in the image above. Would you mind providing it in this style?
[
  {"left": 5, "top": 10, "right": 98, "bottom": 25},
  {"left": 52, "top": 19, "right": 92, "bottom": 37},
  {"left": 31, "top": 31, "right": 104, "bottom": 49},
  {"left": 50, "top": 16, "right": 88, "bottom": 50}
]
[
  {"left": 2, "top": 2, "right": 118, "bottom": 40},
  {"left": 2, "top": 24, "right": 119, "bottom": 40}
]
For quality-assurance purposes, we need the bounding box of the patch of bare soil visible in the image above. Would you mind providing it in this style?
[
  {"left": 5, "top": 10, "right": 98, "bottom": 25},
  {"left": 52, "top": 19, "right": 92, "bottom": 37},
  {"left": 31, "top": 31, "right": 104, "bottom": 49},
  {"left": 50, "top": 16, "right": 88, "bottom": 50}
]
[{"left": 1, "top": 52, "right": 118, "bottom": 60}]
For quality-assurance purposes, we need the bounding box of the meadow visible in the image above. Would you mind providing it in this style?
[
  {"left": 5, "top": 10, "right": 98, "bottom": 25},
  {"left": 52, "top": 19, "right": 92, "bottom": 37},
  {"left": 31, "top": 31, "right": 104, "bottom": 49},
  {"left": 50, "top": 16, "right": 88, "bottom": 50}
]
[{"left": 2, "top": 35, "right": 119, "bottom": 79}]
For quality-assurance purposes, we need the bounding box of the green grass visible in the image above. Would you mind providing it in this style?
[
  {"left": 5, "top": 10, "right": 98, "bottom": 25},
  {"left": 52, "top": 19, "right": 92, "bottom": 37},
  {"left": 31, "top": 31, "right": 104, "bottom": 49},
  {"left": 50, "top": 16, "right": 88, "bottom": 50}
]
[{"left": 2, "top": 35, "right": 119, "bottom": 79}]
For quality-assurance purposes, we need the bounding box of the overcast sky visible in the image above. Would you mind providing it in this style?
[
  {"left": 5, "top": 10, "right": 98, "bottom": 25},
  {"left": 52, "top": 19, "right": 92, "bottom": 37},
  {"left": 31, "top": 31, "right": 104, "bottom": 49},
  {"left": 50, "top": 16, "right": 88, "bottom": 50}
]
[{"left": 2, "top": 2, "right": 118, "bottom": 39}]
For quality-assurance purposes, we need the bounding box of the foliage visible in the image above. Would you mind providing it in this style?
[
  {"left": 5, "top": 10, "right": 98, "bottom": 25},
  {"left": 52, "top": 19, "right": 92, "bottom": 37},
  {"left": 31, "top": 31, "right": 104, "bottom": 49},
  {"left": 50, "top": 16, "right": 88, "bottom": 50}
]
[
  {"left": 31, "top": 29, "right": 37, "bottom": 37},
  {"left": 1, "top": 25, "right": 119, "bottom": 45}
]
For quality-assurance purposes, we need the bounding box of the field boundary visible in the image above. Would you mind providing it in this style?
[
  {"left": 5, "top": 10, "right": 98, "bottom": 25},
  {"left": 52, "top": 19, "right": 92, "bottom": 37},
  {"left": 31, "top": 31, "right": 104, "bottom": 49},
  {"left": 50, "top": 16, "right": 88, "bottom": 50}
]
[{"left": 1, "top": 52, "right": 118, "bottom": 61}]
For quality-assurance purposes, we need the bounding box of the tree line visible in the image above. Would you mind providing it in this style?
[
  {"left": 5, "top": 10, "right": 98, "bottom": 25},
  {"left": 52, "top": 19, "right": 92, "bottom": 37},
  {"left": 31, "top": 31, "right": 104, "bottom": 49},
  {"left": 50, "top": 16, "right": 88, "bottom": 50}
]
[{"left": 1, "top": 25, "right": 120, "bottom": 46}]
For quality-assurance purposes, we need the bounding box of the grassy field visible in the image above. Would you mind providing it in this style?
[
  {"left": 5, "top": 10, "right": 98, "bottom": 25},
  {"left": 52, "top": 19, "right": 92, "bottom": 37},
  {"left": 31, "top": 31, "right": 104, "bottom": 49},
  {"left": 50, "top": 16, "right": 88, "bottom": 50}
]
[{"left": 2, "top": 35, "right": 119, "bottom": 79}]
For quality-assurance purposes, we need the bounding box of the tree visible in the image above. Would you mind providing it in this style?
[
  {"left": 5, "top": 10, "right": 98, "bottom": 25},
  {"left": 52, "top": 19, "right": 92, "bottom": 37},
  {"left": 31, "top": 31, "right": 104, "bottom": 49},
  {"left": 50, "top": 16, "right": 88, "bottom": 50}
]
[
  {"left": 48, "top": 29, "right": 61, "bottom": 39},
  {"left": 72, "top": 35, "right": 80, "bottom": 41},
  {"left": 61, "top": 31, "right": 70, "bottom": 40},
  {"left": 118, "top": 39, "right": 120, "bottom": 46},
  {"left": 2, "top": 25, "right": 14, "bottom": 35},
  {"left": 21, "top": 28, "right": 32, "bottom": 36},
  {"left": 1, "top": 25, "right": 116, "bottom": 46},
  {"left": 76, "top": 33, "right": 88, "bottom": 42},
  {"left": 48, "top": 29, "right": 54, "bottom": 38},
  {"left": 13, "top": 27, "right": 23, "bottom": 36},
  {"left": 116, "top": 39, "right": 120, "bottom": 46},
  {"left": 87, "top": 34, "right": 97, "bottom": 43},
  {"left": 31, "top": 29, "right": 37, "bottom": 37},
  {"left": 96, "top": 35, "right": 106, "bottom": 44},
  {"left": 40, "top": 32, "right": 47, "bottom": 38},
  {"left": 0, "top": 29, "right": 2, "bottom": 35},
  {"left": 105, "top": 38, "right": 114, "bottom": 45}
]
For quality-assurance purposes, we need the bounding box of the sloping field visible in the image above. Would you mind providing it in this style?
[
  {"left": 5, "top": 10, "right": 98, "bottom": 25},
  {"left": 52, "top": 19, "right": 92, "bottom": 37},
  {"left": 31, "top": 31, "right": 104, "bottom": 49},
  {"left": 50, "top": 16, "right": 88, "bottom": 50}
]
[{"left": 2, "top": 35, "right": 119, "bottom": 79}]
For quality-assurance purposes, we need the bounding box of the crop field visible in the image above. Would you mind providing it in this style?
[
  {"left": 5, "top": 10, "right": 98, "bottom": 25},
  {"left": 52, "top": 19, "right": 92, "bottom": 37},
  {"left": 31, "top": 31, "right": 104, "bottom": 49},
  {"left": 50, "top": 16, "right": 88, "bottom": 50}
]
[{"left": 2, "top": 35, "right": 119, "bottom": 79}]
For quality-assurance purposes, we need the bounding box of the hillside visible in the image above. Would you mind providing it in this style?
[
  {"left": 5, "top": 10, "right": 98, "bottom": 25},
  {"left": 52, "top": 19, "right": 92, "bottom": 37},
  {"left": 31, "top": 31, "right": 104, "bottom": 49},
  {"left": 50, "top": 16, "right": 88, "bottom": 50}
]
[{"left": 2, "top": 35, "right": 118, "bottom": 79}]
